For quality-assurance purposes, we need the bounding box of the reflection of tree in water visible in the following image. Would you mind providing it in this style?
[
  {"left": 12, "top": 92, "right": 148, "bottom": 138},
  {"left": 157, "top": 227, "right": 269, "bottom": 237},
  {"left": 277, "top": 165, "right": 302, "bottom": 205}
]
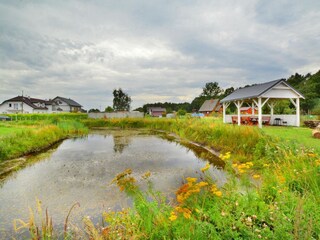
[{"left": 112, "top": 135, "right": 132, "bottom": 153}]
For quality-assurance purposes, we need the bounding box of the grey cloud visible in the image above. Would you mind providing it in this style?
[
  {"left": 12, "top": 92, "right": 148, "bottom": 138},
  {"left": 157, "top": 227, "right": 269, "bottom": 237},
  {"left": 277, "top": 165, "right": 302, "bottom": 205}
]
[{"left": 0, "top": 0, "right": 319, "bottom": 110}]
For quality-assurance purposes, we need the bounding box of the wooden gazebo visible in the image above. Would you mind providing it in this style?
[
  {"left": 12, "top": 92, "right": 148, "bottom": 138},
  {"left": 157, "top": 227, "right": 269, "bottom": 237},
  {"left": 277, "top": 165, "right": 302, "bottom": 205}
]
[{"left": 220, "top": 79, "right": 305, "bottom": 128}]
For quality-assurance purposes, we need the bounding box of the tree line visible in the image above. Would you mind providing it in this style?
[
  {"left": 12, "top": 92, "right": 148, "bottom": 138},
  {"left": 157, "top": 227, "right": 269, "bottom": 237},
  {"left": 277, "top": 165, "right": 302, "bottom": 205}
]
[{"left": 88, "top": 70, "right": 319, "bottom": 114}]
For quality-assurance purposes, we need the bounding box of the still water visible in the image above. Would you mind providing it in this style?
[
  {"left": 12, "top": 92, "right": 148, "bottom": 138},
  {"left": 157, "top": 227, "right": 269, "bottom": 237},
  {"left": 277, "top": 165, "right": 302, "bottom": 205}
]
[{"left": 0, "top": 129, "right": 226, "bottom": 237}]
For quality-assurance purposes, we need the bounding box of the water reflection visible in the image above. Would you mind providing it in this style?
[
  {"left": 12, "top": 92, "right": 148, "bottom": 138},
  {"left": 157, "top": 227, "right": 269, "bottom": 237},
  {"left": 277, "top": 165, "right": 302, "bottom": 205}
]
[{"left": 0, "top": 129, "right": 226, "bottom": 238}]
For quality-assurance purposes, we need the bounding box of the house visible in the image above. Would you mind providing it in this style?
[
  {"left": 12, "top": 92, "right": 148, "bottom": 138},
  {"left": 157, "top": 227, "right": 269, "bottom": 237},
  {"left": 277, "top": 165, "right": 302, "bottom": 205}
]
[
  {"left": 0, "top": 95, "right": 83, "bottom": 113},
  {"left": 240, "top": 107, "right": 258, "bottom": 115},
  {"left": 52, "top": 96, "right": 82, "bottom": 112},
  {"left": 198, "top": 99, "right": 221, "bottom": 116},
  {"left": 0, "top": 96, "right": 53, "bottom": 114},
  {"left": 147, "top": 107, "right": 166, "bottom": 117}
]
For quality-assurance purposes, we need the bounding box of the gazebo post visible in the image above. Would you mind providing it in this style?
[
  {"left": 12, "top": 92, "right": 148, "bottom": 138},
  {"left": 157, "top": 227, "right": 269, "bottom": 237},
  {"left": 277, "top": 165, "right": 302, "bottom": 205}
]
[
  {"left": 223, "top": 102, "right": 230, "bottom": 123},
  {"left": 296, "top": 98, "right": 300, "bottom": 127},
  {"left": 290, "top": 98, "right": 301, "bottom": 127},
  {"left": 235, "top": 100, "right": 243, "bottom": 126},
  {"left": 223, "top": 102, "right": 226, "bottom": 123},
  {"left": 258, "top": 98, "right": 262, "bottom": 128},
  {"left": 251, "top": 102, "right": 255, "bottom": 115}
]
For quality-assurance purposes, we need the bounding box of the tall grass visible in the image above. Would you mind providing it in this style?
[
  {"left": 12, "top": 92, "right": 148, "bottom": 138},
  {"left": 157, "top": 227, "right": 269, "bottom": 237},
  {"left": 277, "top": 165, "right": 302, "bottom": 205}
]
[
  {"left": 11, "top": 117, "right": 320, "bottom": 238},
  {"left": 0, "top": 120, "right": 88, "bottom": 161}
]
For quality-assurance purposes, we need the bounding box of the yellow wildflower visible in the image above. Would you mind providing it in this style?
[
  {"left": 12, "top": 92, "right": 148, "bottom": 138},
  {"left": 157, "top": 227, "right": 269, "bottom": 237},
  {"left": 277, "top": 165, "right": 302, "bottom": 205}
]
[
  {"left": 253, "top": 174, "right": 261, "bottom": 179},
  {"left": 315, "top": 159, "right": 320, "bottom": 166},
  {"left": 308, "top": 153, "right": 316, "bottom": 158},
  {"left": 197, "top": 181, "right": 209, "bottom": 187},
  {"left": 214, "top": 191, "right": 222, "bottom": 197},
  {"left": 142, "top": 171, "right": 151, "bottom": 179},
  {"left": 201, "top": 163, "right": 210, "bottom": 172},
  {"left": 169, "top": 212, "right": 177, "bottom": 221},
  {"left": 263, "top": 163, "right": 270, "bottom": 167},
  {"left": 186, "top": 177, "right": 197, "bottom": 183},
  {"left": 182, "top": 208, "right": 192, "bottom": 219},
  {"left": 220, "top": 152, "right": 231, "bottom": 161}
]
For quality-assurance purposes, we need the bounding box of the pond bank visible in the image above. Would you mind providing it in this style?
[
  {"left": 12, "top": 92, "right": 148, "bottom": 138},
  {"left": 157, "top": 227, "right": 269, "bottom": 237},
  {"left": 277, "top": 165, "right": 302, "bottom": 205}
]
[{"left": 0, "top": 120, "right": 88, "bottom": 162}]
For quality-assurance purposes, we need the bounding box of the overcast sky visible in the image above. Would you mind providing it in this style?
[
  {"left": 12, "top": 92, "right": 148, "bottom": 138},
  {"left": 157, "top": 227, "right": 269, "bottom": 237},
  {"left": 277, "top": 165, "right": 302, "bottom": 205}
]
[{"left": 0, "top": 0, "right": 319, "bottom": 110}]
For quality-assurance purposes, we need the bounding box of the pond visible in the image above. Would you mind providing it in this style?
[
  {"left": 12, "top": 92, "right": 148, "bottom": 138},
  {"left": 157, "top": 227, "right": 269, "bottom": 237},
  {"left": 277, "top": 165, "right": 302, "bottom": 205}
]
[{"left": 0, "top": 129, "right": 226, "bottom": 237}]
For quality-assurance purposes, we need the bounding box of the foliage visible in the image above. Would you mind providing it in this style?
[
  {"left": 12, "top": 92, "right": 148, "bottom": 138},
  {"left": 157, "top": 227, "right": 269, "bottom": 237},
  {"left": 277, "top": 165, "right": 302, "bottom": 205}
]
[
  {"left": 177, "top": 109, "right": 187, "bottom": 116},
  {"left": 5, "top": 113, "right": 88, "bottom": 121},
  {"left": 201, "top": 82, "right": 222, "bottom": 98},
  {"left": 105, "top": 106, "right": 113, "bottom": 112},
  {"left": 0, "top": 119, "right": 88, "bottom": 161},
  {"left": 89, "top": 108, "right": 101, "bottom": 113},
  {"left": 113, "top": 88, "right": 132, "bottom": 111},
  {"left": 10, "top": 117, "right": 320, "bottom": 238},
  {"left": 287, "top": 70, "right": 320, "bottom": 113}
]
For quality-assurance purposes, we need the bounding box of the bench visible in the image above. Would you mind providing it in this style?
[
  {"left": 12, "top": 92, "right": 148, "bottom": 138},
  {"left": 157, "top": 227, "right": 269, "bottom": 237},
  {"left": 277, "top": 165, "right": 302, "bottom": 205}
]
[
  {"left": 262, "top": 116, "right": 271, "bottom": 125},
  {"left": 231, "top": 116, "right": 238, "bottom": 124}
]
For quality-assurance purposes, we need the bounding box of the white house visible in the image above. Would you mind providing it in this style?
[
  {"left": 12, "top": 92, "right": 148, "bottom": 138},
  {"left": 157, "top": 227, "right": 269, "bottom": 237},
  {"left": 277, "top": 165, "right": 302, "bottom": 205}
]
[
  {"left": 0, "top": 96, "right": 52, "bottom": 114},
  {"left": 52, "top": 96, "right": 82, "bottom": 112},
  {"left": 0, "top": 96, "right": 82, "bottom": 114}
]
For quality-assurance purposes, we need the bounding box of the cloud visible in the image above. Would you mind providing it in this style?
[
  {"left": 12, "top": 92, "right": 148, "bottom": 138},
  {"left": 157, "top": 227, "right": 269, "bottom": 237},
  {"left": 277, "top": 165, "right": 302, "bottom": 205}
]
[{"left": 0, "top": 0, "right": 319, "bottom": 110}]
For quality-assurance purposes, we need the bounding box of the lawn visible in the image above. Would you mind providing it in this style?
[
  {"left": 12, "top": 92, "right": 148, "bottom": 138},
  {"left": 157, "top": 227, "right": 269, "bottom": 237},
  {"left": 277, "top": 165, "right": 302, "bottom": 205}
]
[
  {"left": 0, "top": 123, "right": 24, "bottom": 137},
  {"left": 262, "top": 126, "right": 320, "bottom": 153}
]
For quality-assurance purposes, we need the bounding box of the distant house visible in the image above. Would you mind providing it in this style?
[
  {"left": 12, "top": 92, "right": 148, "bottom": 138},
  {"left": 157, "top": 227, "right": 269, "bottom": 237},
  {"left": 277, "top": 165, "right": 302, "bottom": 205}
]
[
  {"left": 198, "top": 99, "right": 221, "bottom": 116},
  {"left": 148, "top": 107, "right": 166, "bottom": 117},
  {"left": 240, "top": 107, "right": 258, "bottom": 115},
  {"left": 0, "top": 95, "right": 83, "bottom": 114},
  {"left": 0, "top": 96, "right": 53, "bottom": 114},
  {"left": 52, "top": 96, "right": 82, "bottom": 112}
]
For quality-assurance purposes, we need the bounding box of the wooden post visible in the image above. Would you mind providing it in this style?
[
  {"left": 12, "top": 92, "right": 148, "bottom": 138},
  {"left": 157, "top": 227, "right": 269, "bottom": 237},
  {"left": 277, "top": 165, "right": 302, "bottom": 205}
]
[
  {"left": 296, "top": 98, "right": 300, "bottom": 127},
  {"left": 223, "top": 102, "right": 230, "bottom": 124},
  {"left": 258, "top": 98, "right": 262, "bottom": 128},
  {"left": 223, "top": 102, "right": 226, "bottom": 123},
  {"left": 235, "top": 100, "right": 243, "bottom": 126}
]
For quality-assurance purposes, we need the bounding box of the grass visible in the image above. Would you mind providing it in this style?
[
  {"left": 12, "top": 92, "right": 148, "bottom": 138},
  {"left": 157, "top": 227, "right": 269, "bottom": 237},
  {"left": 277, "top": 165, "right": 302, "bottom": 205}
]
[
  {"left": 262, "top": 126, "right": 320, "bottom": 153},
  {"left": 6, "top": 116, "right": 320, "bottom": 239},
  {"left": 0, "top": 119, "right": 88, "bottom": 162},
  {"left": 0, "top": 124, "right": 24, "bottom": 137}
]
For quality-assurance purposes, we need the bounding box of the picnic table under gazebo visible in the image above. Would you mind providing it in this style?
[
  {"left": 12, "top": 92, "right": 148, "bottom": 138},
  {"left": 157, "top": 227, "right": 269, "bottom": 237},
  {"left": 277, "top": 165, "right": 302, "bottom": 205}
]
[{"left": 220, "top": 79, "right": 305, "bottom": 128}]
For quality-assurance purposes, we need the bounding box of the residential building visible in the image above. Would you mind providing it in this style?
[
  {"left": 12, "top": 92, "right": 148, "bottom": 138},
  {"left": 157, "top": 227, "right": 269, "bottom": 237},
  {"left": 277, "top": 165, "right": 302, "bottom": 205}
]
[
  {"left": 147, "top": 107, "right": 166, "bottom": 117},
  {"left": 0, "top": 96, "right": 82, "bottom": 113},
  {"left": 198, "top": 99, "right": 221, "bottom": 116}
]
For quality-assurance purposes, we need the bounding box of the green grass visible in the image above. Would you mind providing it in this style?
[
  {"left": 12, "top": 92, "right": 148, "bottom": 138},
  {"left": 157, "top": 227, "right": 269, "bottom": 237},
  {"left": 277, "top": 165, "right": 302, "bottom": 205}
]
[
  {"left": 9, "top": 117, "right": 320, "bottom": 239},
  {"left": 0, "top": 119, "right": 88, "bottom": 161},
  {"left": 262, "top": 126, "right": 320, "bottom": 153},
  {"left": 0, "top": 124, "right": 24, "bottom": 137}
]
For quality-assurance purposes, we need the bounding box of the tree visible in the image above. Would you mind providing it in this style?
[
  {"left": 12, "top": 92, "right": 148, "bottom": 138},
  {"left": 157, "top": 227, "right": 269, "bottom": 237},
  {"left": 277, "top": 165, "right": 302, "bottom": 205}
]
[
  {"left": 219, "top": 87, "right": 235, "bottom": 99},
  {"left": 113, "top": 88, "right": 132, "bottom": 111},
  {"left": 201, "top": 82, "right": 222, "bottom": 98},
  {"left": 88, "top": 108, "right": 100, "bottom": 113},
  {"left": 105, "top": 106, "right": 113, "bottom": 112}
]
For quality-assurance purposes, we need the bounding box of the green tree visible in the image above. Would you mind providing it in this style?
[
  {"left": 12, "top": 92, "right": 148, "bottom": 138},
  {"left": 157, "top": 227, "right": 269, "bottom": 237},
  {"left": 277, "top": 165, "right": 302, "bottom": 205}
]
[
  {"left": 105, "top": 106, "right": 114, "bottom": 112},
  {"left": 113, "top": 88, "right": 132, "bottom": 111},
  {"left": 177, "top": 109, "right": 187, "bottom": 116},
  {"left": 201, "top": 82, "right": 222, "bottom": 98}
]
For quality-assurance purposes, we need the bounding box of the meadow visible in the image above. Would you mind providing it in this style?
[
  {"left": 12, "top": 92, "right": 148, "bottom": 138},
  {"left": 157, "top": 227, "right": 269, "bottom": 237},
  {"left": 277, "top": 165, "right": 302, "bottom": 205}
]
[{"left": 1, "top": 115, "right": 319, "bottom": 239}]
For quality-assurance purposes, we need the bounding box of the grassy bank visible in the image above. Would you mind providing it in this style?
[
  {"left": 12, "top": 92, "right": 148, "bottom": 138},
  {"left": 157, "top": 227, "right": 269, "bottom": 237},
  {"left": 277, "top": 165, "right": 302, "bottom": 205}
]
[
  {"left": 0, "top": 119, "right": 88, "bottom": 161},
  {"left": 12, "top": 117, "right": 320, "bottom": 239}
]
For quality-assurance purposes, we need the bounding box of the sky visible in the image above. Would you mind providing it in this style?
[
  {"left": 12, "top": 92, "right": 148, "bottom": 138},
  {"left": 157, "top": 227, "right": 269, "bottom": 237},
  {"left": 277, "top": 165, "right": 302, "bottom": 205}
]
[{"left": 0, "top": 0, "right": 319, "bottom": 110}]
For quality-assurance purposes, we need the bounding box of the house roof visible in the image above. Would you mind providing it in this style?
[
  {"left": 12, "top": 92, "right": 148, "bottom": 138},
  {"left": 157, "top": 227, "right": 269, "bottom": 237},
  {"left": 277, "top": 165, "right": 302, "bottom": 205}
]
[
  {"left": 221, "top": 79, "right": 304, "bottom": 103},
  {"left": 199, "top": 99, "right": 219, "bottom": 112},
  {"left": 53, "top": 96, "right": 82, "bottom": 107},
  {"left": 148, "top": 107, "right": 166, "bottom": 112},
  {"left": 1, "top": 96, "right": 49, "bottom": 110}
]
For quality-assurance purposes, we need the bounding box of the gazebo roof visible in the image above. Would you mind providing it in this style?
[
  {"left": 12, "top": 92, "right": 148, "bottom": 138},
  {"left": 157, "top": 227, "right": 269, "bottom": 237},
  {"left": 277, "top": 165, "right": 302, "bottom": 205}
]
[{"left": 221, "top": 79, "right": 304, "bottom": 103}]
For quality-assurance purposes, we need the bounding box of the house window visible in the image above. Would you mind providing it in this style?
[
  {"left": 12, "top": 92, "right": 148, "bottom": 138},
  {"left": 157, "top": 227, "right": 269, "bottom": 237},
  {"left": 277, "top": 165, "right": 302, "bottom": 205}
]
[
  {"left": 14, "top": 103, "right": 18, "bottom": 110},
  {"left": 9, "top": 103, "right": 12, "bottom": 107}
]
